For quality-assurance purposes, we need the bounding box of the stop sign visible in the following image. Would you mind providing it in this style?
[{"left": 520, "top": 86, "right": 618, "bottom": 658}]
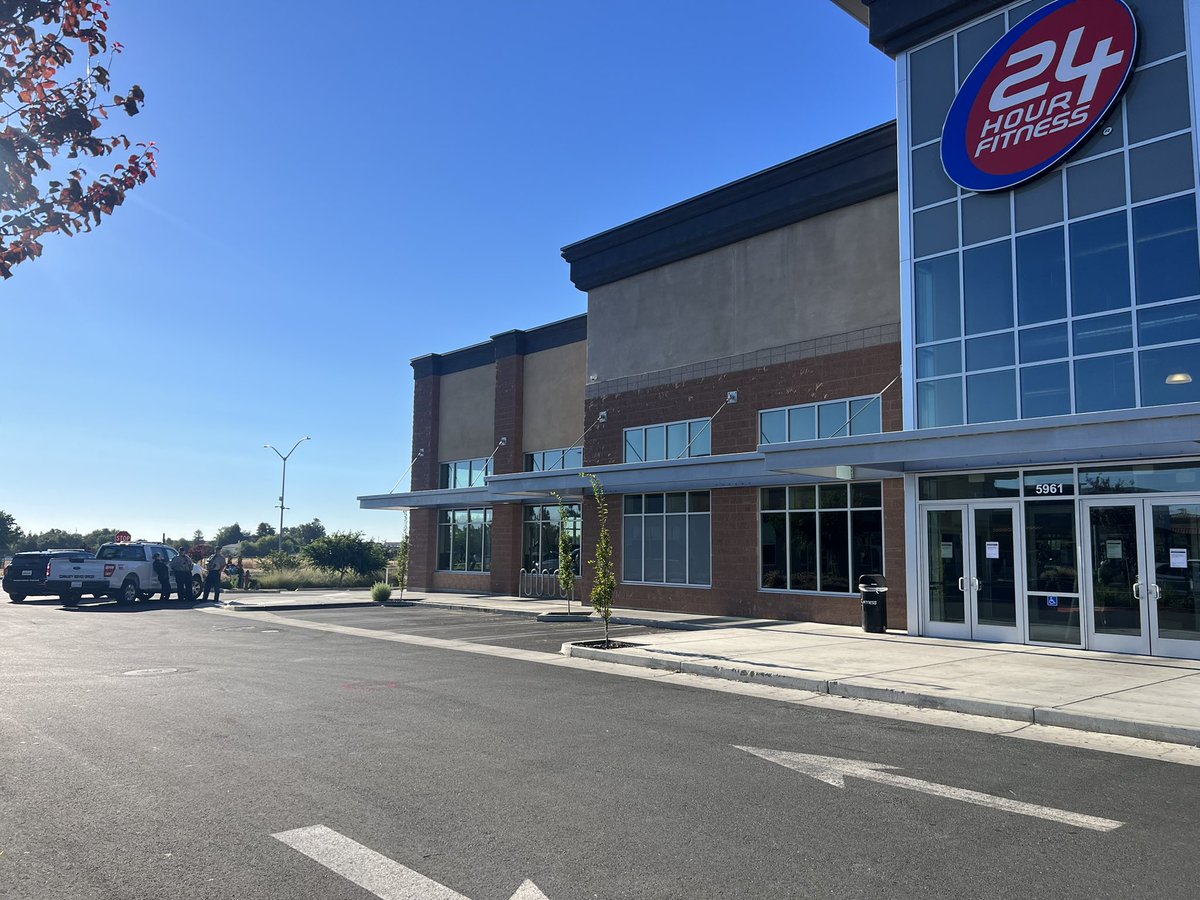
[{"left": 114, "top": 530, "right": 132, "bottom": 543}]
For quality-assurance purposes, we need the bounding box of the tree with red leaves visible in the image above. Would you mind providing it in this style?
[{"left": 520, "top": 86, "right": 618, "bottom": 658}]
[{"left": 0, "top": 0, "right": 155, "bottom": 279}]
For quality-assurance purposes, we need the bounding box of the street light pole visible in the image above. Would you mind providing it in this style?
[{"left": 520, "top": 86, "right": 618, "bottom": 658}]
[{"left": 264, "top": 437, "right": 311, "bottom": 553}]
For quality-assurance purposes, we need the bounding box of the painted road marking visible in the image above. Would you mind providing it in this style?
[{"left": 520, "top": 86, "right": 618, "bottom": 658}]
[
  {"left": 273, "top": 824, "right": 548, "bottom": 899},
  {"left": 737, "top": 746, "right": 1124, "bottom": 832}
]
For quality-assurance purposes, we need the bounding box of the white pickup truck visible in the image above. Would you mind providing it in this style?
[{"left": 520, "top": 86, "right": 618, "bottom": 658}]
[{"left": 47, "top": 541, "right": 204, "bottom": 605}]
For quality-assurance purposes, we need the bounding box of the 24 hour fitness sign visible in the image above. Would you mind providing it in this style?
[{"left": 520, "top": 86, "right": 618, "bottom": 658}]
[{"left": 941, "top": 0, "right": 1137, "bottom": 192}]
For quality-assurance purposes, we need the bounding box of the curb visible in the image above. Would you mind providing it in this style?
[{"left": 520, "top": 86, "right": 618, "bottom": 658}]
[
  {"left": 221, "top": 600, "right": 379, "bottom": 612},
  {"left": 402, "top": 599, "right": 715, "bottom": 632},
  {"left": 560, "top": 644, "right": 1200, "bottom": 748}
]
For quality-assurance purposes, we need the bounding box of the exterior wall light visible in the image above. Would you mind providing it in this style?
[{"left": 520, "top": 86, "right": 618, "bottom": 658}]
[{"left": 1166, "top": 372, "right": 1193, "bottom": 384}]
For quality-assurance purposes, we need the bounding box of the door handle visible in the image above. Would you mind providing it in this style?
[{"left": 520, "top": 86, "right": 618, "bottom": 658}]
[
  {"left": 971, "top": 576, "right": 981, "bottom": 591},
  {"left": 1133, "top": 581, "right": 1142, "bottom": 601},
  {"left": 1149, "top": 583, "right": 1161, "bottom": 603},
  {"left": 957, "top": 576, "right": 965, "bottom": 593}
]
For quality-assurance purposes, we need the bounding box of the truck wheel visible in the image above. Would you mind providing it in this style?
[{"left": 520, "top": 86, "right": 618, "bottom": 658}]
[
  {"left": 119, "top": 577, "right": 139, "bottom": 604},
  {"left": 61, "top": 592, "right": 80, "bottom": 608},
  {"left": 192, "top": 574, "right": 203, "bottom": 597},
  {"left": 9, "top": 593, "right": 25, "bottom": 603}
]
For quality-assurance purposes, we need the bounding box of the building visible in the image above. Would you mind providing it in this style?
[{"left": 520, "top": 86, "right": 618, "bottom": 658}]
[{"left": 364, "top": 0, "right": 1200, "bottom": 660}]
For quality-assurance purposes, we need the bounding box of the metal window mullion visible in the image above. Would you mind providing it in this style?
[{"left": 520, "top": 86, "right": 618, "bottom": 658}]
[
  {"left": 1062, "top": 151, "right": 1078, "bottom": 414},
  {"left": 1122, "top": 95, "right": 1143, "bottom": 410}
]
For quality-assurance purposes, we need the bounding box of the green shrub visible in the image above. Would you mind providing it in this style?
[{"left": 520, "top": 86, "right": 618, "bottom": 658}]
[
  {"left": 254, "top": 565, "right": 378, "bottom": 591},
  {"left": 371, "top": 582, "right": 392, "bottom": 603}
]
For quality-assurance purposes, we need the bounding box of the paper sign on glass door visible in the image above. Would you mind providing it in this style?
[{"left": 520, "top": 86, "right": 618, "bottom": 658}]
[
  {"left": 1171, "top": 548, "right": 1188, "bottom": 569},
  {"left": 940, "top": 542, "right": 953, "bottom": 559},
  {"left": 985, "top": 541, "right": 1000, "bottom": 559},
  {"left": 1106, "top": 540, "right": 1123, "bottom": 560}
]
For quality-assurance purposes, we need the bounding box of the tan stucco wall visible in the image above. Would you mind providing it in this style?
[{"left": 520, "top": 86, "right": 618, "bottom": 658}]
[
  {"left": 438, "top": 364, "right": 496, "bottom": 460},
  {"left": 522, "top": 341, "right": 587, "bottom": 451},
  {"left": 587, "top": 193, "right": 901, "bottom": 380}
]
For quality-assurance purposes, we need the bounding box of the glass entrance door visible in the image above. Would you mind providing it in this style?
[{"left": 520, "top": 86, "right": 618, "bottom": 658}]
[
  {"left": 1150, "top": 501, "right": 1200, "bottom": 658},
  {"left": 1082, "top": 501, "right": 1150, "bottom": 654},
  {"left": 924, "top": 504, "right": 1022, "bottom": 643}
]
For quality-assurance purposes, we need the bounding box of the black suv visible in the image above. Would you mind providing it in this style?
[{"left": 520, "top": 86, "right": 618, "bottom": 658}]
[{"left": 3, "top": 549, "right": 94, "bottom": 602}]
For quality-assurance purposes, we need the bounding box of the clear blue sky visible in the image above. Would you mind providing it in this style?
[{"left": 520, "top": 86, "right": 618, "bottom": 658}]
[{"left": 2, "top": 0, "right": 895, "bottom": 543}]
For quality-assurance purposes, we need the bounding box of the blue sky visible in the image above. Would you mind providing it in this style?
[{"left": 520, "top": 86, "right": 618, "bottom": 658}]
[{"left": 1, "top": 0, "right": 895, "bottom": 543}]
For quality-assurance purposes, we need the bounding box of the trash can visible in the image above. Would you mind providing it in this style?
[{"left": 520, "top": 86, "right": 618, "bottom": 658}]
[{"left": 858, "top": 574, "right": 888, "bottom": 633}]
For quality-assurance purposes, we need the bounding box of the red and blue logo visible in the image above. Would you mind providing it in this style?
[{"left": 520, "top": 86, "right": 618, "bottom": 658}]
[{"left": 940, "top": 0, "right": 1137, "bottom": 192}]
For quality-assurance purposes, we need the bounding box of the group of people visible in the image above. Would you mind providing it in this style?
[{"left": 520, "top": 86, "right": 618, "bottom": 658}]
[{"left": 151, "top": 549, "right": 227, "bottom": 603}]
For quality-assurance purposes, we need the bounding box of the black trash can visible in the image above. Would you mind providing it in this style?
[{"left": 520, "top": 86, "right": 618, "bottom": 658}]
[{"left": 858, "top": 574, "right": 888, "bottom": 633}]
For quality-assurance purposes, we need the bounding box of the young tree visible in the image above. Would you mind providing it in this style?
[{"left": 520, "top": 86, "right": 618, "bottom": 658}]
[
  {"left": 551, "top": 492, "right": 575, "bottom": 614},
  {"left": 393, "top": 530, "right": 410, "bottom": 601},
  {"left": 301, "top": 531, "right": 387, "bottom": 587},
  {"left": 0, "top": 0, "right": 156, "bottom": 279},
  {"left": 582, "top": 473, "right": 616, "bottom": 645}
]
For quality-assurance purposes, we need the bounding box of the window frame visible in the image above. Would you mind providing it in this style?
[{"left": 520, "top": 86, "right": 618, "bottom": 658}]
[
  {"left": 621, "top": 491, "right": 712, "bottom": 587},
  {"left": 758, "top": 395, "right": 884, "bottom": 446}
]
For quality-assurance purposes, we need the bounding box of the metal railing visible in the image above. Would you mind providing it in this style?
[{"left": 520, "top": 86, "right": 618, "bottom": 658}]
[{"left": 518, "top": 568, "right": 577, "bottom": 601}]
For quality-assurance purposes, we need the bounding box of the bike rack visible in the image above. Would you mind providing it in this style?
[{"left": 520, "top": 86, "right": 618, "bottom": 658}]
[{"left": 519, "top": 568, "right": 576, "bottom": 601}]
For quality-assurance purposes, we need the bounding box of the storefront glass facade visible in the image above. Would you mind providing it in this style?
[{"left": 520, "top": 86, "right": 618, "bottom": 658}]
[{"left": 905, "top": 0, "right": 1200, "bottom": 428}]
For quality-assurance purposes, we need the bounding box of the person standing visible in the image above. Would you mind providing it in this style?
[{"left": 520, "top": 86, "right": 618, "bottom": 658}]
[
  {"left": 199, "top": 548, "right": 227, "bottom": 604},
  {"left": 152, "top": 552, "right": 172, "bottom": 602},
  {"left": 170, "top": 548, "right": 193, "bottom": 602}
]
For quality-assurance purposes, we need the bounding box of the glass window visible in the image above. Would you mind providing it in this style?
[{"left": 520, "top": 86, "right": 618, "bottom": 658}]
[
  {"left": 788, "top": 511, "right": 817, "bottom": 591},
  {"left": 761, "top": 487, "right": 786, "bottom": 511},
  {"left": 1080, "top": 462, "right": 1200, "bottom": 495},
  {"left": 1074, "top": 353, "right": 1136, "bottom": 412},
  {"left": 909, "top": 36, "right": 955, "bottom": 145},
  {"left": 966, "top": 333, "right": 1014, "bottom": 371},
  {"left": 1070, "top": 211, "right": 1131, "bottom": 316},
  {"left": 762, "top": 482, "right": 883, "bottom": 595},
  {"left": 1138, "top": 299, "right": 1200, "bottom": 346},
  {"left": 1021, "top": 362, "right": 1071, "bottom": 418},
  {"left": 914, "top": 202, "right": 960, "bottom": 259},
  {"left": 917, "top": 377, "right": 963, "bottom": 428},
  {"left": 1066, "top": 153, "right": 1127, "bottom": 218},
  {"left": 759, "top": 409, "right": 786, "bottom": 444},
  {"left": 689, "top": 420, "right": 711, "bottom": 457},
  {"left": 849, "top": 397, "right": 882, "bottom": 435},
  {"left": 915, "top": 254, "right": 961, "bottom": 343},
  {"left": 912, "top": 143, "right": 956, "bottom": 208},
  {"left": 1074, "top": 103, "right": 1124, "bottom": 162},
  {"left": 1130, "top": 134, "right": 1195, "bottom": 203},
  {"left": 818, "top": 402, "right": 848, "bottom": 439},
  {"left": 918, "top": 472, "right": 1020, "bottom": 500},
  {"left": 1020, "top": 323, "right": 1068, "bottom": 363},
  {"left": 1140, "top": 343, "right": 1200, "bottom": 406},
  {"left": 666, "top": 422, "right": 688, "bottom": 460},
  {"left": 436, "top": 508, "right": 492, "bottom": 573},
  {"left": 1017, "top": 227, "right": 1067, "bottom": 325},
  {"left": 967, "top": 369, "right": 1017, "bottom": 423},
  {"left": 917, "top": 341, "right": 961, "bottom": 378},
  {"left": 788, "top": 406, "right": 816, "bottom": 442},
  {"left": 962, "top": 192, "right": 1011, "bottom": 245},
  {"left": 761, "top": 512, "right": 788, "bottom": 590},
  {"left": 956, "top": 14, "right": 1005, "bottom": 83},
  {"left": 1073, "top": 313, "right": 1132, "bottom": 356},
  {"left": 819, "top": 484, "right": 848, "bottom": 509},
  {"left": 1025, "top": 500, "right": 1080, "bottom": 642},
  {"left": 1131, "top": 0, "right": 1186, "bottom": 63},
  {"left": 1015, "top": 171, "right": 1063, "bottom": 232},
  {"left": 454, "top": 460, "right": 471, "bottom": 488},
  {"left": 1023, "top": 469, "right": 1075, "bottom": 497},
  {"left": 624, "top": 429, "right": 644, "bottom": 463},
  {"left": 1133, "top": 195, "right": 1200, "bottom": 305},
  {"left": 565, "top": 446, "right": 583, "bottom": 470},
  {"left": 645, "top": 425, "right": 666, "bottom": 462},
  {"left": 624, "top": 491, "right": 710, "bottom": 586},
  {"left": 1125, "top": 57, "right": 1191, "bottom": 144},
  {"left": 964, "top": 241, "right": 1013, "bottom": 335}
]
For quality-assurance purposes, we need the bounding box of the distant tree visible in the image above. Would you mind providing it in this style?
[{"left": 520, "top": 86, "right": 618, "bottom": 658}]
[
  {"left": 0, "top": 510, "right": 23, "bottom": 555},
  {"left": 301, "top": 531, "right": 387, "bottom": 587},
  {"left": 192, "top": 529, "right": 205, "bottom": 543},
  {"left": 254, "top": 522, "right": 275, "bottom": 538},
  {"left": 80, "top": 527, "right": 116, "bottom": 551},
  {"left": 0, "top": 0, "right": 156, "bottom": 279},
  {"left": 214, "top": 522, "right": 246, "bottom": 548},
  {"left": 29, "top": 527, "right": 84, "bottom": 550},
  {"left": 287, "top": 518, "right": 326, "bottom": 547}
]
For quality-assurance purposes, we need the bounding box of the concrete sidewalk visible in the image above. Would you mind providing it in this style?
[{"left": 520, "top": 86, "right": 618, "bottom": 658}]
[{"left": 220, "top": 588, "right": 1200, "bottom": 748}]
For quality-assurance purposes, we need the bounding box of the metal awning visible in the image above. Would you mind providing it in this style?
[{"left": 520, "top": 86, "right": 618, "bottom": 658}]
[{"left": 762, "top": 404, "right": 1200, "bottom": 476}]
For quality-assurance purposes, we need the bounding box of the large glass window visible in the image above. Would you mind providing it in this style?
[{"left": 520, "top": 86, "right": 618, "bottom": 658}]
[
  {"left": 760, "top": 483, "right": 883, "bottom": 594},
  {"left": 759, "top": 396, "right": 883, "bottom": 445},
  {"left": 524, "top": 446, "right": 583, "bottom": 473},
  {"left": 907, "top": 0, "right": 1200, "bottom": 429},
  {"left": 439, "top": 457, "right": 492, "bottom": 489},
  {"left": 622, "top": 492, "right": 711, "bottom": 586},
  {"left": 624, "top": 419, "right": 711, "bottom": 463},
  {"left": 522, "top": 503, "right": 581, "bottom": 575},
  {"left": 436, "top": 508, "right": 492, "bottom": 572}
]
